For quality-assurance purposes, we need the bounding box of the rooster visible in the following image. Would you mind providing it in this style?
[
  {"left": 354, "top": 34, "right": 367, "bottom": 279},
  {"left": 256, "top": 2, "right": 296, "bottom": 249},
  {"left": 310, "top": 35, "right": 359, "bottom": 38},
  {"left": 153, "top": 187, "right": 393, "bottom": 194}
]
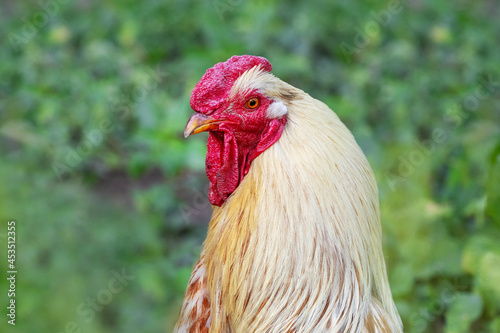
[{"left": 174, "top": 55, "right": 402, "bottom": 333}]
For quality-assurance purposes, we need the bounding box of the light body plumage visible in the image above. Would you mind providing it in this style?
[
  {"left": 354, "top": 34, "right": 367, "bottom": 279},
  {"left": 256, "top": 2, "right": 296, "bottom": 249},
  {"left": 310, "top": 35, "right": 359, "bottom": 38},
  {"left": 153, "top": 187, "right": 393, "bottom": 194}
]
[{"left": 175, "top": 65, "right": 403, "bottom": 333}]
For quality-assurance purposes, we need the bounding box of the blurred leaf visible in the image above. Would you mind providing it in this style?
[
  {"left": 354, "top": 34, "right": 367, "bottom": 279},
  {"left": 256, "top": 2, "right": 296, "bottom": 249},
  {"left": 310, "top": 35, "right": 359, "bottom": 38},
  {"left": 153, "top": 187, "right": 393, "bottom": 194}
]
[
  {"left": 463, "top": 234, "right": 500, "bottom": 275},
  {"left": 477, "top": 252, "right": 500, "bottom": 313},
  {"left": 491, "top": 317, "right": 500, "bottom": 333},
  {"left": 445, "top": 293, "right": 482, "bottom": 333},
  {"left": 486, "top": 143, "right": 500, "bottom": 227},
  {"left": 0, "top": 121, "right": 48, "bottom": 148}
]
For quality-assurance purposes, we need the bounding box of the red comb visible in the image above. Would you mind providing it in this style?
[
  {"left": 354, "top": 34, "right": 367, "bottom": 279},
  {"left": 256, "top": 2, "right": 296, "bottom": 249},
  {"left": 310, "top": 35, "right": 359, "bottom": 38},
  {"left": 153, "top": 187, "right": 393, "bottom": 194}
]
[{"left": 190, "top": 55, "right": 272, "bottom": 114}]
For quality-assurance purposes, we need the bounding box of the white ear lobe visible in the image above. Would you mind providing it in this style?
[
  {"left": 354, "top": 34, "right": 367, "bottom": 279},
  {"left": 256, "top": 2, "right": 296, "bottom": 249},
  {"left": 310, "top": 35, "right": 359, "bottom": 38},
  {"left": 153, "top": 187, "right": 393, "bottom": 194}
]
[{"left": 266, "top": 101, "right": 288, "bottom": 118}]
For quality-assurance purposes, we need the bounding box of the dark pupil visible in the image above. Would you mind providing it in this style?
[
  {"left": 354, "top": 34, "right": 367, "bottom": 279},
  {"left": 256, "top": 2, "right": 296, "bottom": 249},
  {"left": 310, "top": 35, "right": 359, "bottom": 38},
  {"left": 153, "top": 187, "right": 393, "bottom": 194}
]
[{"left": 249, "top": 100, "right": 256, "bottom": 106}]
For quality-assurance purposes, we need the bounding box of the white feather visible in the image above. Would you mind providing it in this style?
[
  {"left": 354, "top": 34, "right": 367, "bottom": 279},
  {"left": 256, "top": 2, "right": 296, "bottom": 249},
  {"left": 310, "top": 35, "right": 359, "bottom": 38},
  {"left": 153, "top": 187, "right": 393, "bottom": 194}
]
[{"left": 266, "top": 100, "right": 288, "bottom": 118}]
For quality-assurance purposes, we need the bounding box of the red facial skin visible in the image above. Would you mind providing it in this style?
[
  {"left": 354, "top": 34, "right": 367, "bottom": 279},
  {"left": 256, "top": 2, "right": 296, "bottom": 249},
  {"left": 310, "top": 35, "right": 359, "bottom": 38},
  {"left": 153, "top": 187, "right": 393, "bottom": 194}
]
[{"left": 190, "top": 56, "right": 287, "bottom": 206}]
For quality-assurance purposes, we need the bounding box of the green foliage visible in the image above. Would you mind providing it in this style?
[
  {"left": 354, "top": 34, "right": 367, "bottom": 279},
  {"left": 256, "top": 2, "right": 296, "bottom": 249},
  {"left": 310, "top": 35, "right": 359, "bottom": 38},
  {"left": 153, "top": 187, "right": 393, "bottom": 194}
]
[{"left": 1, "top": 0, "right": 499, "bottom": 332}]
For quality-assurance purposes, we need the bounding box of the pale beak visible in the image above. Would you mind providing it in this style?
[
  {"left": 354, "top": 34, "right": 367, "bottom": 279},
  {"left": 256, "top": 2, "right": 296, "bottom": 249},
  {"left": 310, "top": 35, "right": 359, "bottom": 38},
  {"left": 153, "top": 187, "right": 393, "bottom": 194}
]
[{"left": 184, "top": 113, "right": 223, "bottom": 138}]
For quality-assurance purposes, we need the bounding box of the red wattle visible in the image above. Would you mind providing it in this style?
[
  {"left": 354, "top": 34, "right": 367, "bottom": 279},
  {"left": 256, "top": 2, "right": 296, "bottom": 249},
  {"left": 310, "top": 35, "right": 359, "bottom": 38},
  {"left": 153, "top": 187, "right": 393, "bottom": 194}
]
[
  {"left": 206, "top": 130, "right": 240, "bottom": 207},
  {"left": 205, "top": 118, "right": 286, "bottom": 206}
]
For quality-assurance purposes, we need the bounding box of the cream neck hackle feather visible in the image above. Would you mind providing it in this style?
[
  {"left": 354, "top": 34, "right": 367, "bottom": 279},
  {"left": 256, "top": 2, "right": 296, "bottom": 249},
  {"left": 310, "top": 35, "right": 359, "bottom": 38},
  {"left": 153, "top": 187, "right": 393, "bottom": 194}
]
[{"left": 190, "top": 68, "right": 402, "bottom": 332}]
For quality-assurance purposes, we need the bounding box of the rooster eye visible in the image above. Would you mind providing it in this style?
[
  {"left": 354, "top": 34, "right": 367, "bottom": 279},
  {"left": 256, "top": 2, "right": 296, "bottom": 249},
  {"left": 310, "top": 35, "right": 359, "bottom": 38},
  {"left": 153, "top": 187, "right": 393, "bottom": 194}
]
[{"left": 244, "top": 97, "right": 260, "bottom": 110}]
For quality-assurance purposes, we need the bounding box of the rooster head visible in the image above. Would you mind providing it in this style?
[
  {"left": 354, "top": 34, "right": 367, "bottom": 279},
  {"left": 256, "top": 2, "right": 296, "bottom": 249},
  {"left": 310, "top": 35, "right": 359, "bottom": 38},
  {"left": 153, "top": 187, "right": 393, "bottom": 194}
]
[{"left": 184, "top": 55, "right": 288, "bottom": 206}]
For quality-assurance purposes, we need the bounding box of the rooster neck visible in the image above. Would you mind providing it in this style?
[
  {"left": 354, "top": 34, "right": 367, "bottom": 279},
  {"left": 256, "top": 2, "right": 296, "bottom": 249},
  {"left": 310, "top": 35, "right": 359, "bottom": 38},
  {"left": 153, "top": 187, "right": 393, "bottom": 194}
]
[{"left": 201, "top": 92, "right": 402, "bottom": 332}]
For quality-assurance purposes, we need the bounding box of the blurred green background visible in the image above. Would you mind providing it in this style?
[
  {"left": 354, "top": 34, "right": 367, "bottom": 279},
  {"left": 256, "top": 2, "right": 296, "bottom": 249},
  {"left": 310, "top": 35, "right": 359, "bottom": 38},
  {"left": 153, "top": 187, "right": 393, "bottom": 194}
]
[{"left": 1, "top": 0, "right": 499, "bottom": 332}]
